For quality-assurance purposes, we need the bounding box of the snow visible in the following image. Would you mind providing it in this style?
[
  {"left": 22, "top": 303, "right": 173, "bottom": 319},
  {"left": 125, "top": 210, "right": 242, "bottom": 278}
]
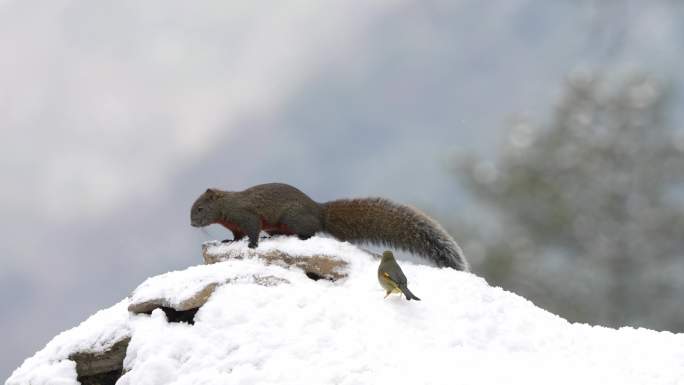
[
  {"left": 4, "top": 300, "right": 131, "bottom": 385},
  {"left": 6, "top": 236, "right": 684, "bottom": 385}
]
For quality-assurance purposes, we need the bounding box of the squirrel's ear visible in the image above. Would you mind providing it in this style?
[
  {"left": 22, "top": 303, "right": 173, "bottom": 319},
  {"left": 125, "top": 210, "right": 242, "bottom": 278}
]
[{"left": 205, "top": 188, "right": 221, "bottom": 198}]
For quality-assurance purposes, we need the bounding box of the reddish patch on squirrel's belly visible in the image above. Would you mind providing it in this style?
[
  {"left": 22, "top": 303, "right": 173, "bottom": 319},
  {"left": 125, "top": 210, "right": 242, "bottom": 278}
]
[
  {"left": 217, "top": 219, "right": 295, "bottom": 235},
  {"left": 218, "top": 221, "right": 242, "bottom": 232},
  {"left": 260, "top": 217, "right": 295, "bottom": 235}
]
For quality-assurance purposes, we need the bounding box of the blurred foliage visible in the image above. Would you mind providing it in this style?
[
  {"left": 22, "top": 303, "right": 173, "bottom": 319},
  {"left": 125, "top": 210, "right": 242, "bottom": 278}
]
[{"left": 456, "top": 72, "right": 684, "bottom": 331}]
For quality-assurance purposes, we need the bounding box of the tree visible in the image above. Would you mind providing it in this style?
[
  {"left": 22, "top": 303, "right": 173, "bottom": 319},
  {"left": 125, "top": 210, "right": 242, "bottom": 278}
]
[{"left": 458, "top": 72, "right": 684, "bottom": 331}]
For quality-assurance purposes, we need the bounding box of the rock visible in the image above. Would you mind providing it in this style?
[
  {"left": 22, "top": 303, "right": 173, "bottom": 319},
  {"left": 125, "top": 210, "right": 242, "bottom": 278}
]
[
  {"left": 253, "top": 275, "right": 291, "bottom": 286},
  {"left": 127, "top": 239, "right": 348, "bottom": 323},
  {"left": 202, "top": 241, "right": 349, "bottom": 281},
  {"left": 128, "top": 282, "right": 219, "bottom": 315},
  {"left": 128, "top": 274, "right": 291, "bottom": 319},
  {"left": 68, "top": 336, "right": 131, "bottom": 385}
]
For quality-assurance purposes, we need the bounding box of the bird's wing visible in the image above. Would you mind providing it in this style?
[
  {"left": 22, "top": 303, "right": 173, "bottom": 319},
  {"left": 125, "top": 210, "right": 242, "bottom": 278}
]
[
  {"left": 386, "top": 262, "right": 407, "bottom": 284},
  {"left": 381, "top": 272, "right": 399, "bottom": 289}
]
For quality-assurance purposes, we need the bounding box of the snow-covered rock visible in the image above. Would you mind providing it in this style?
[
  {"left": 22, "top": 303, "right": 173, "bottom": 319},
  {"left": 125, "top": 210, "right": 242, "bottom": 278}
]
[
  {"left": 202, "top": 239, "right": 350, "bottom": 281},
  {"left": 6, "top": 236, "right": 684, "bottom": 385}
]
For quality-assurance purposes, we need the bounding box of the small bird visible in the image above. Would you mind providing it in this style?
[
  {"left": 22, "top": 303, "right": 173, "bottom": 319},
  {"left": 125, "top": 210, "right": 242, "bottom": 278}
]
[{"left": 377, "top": 250, "right": 421, "bottom": 301}]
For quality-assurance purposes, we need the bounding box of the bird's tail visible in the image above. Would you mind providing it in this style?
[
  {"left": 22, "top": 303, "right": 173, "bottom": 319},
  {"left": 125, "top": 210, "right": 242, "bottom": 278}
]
[
  {"left": 321, "top": 198, "right": 468, "bottom": 270},
  {"left": 398, "top": 284, "right": 421, "bottom": 301}
]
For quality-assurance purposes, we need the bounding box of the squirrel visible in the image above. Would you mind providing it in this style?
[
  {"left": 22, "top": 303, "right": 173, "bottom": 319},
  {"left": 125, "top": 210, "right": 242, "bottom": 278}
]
[{"left": 190, "top": 183, "right": 468, "bottom": 270}]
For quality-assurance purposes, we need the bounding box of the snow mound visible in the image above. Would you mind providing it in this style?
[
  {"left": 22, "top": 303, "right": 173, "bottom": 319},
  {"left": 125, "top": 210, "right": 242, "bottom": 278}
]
[{"left": 6, "top": 237, "right": 684, "bottom": 385}]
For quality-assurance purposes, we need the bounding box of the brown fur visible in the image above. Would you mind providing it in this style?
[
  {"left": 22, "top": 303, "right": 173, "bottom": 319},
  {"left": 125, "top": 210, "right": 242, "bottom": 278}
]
[{"left": 191, "top": 183, "right": 468, "bottom": 270}]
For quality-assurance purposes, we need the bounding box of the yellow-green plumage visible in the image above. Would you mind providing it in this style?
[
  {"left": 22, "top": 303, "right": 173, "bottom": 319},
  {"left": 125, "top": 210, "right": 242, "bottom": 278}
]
[{"left": 377, "top": 251, "right": 421, "bottom": 301}]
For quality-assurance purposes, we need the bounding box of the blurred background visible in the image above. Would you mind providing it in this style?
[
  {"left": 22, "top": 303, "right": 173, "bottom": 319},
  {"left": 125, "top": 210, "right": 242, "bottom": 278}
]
[{"left": 2, "top": 0, "right": 683, "bottom": 377}]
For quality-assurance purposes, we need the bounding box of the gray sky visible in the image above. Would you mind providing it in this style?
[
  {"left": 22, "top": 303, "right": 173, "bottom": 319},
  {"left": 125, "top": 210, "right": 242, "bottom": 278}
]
[{"left": 2, "top": 0, "right": 682, "bottom": 378}]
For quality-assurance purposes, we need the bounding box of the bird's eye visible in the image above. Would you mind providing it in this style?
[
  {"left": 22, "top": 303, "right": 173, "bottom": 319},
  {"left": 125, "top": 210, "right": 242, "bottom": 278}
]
[{"left": 197, "top": 207, "right": 203, "bottom": 212}]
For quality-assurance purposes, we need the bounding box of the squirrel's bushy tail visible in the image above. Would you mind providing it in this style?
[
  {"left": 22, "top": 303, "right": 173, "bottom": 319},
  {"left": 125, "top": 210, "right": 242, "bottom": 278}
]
[{"left": 321, "top": 198, "right": 469, "bottom": 270}]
